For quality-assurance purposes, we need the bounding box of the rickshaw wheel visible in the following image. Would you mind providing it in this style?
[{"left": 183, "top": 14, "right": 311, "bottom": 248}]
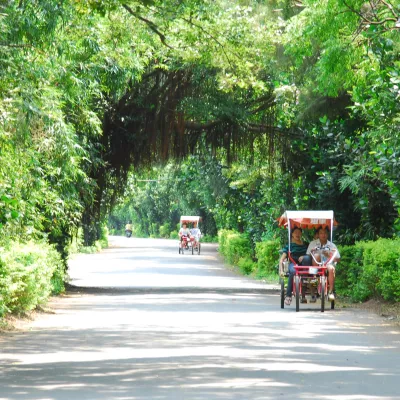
[
  {"left": 178, "top": 246, "right": 181, "bottom": 254},
  {"left": 280, "top": 278, "right": 285, "bottom": 309},
  {"left": 197, "top": 243, "right": 201, "bottom": 255},
  {"left": 320, "top": 276, "right": 326, "bottom": 312},
  {"left": 191, "top": 244, "right": 194, "bottom": 255},
  {"left": 295, "top": 275, "right": 300, "bottom": 312},
  {"left": 331, "top": 300, "right": 335, "bottom": 310}
]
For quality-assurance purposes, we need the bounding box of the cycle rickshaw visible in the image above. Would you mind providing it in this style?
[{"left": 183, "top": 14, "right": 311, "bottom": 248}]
[
  {"left": 278, "top": 210, "right": 339, "bottom": 312},
  {"left": 178, "top": 216, "right": 201, "bottom": 255}
]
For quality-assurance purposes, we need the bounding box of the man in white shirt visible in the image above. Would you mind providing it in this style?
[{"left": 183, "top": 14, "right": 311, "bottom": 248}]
[
  {"left": 306, "top": 227, "right": 340, "bottom": 301},
  {"left": 190, "top": 223, "right": 201, "bottom": 241}
]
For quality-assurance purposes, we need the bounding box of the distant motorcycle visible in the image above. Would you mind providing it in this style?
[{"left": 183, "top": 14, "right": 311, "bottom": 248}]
[{"left": 125, "top": 230, "right": 132, "bottom": 238}]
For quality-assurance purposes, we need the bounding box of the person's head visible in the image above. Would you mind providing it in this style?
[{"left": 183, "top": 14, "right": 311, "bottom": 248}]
[
  {"left": 193, "top": 222, "right": 197, "bottom": 228},
  {"left": 182, "top": 223, "right": 187, "bottom": 229},
  {"left": 291, "top": 226, "right": 303, "bottom": 240},
  {"left": 317, "top": 227, "right": 330, "bottom": 243}
]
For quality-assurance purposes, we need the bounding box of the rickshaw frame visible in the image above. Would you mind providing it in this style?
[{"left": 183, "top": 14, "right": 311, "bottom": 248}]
[
  {"left": 178, "top": 216, "right": 201, "bottom": 255},
  {"left": 278, "top": 210, "right": 338, "bottom": 312}
]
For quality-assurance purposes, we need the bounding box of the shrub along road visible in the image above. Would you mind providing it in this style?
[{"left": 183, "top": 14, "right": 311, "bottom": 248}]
[{"left": 0, "top": 236, "right": 399, "bottom": 400}]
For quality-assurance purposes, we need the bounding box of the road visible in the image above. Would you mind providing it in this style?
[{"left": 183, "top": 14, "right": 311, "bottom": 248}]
[{"left": 0, "top": 236, "right": 400, "bottom": 400}]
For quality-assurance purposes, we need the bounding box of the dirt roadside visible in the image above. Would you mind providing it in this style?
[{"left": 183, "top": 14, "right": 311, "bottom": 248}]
[{"left": 337, "top": 297, "right": 400, "bottom": 327}]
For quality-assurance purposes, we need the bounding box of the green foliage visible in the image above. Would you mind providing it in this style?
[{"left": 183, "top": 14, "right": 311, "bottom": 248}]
[
  {"left": 201, "top": 235, "right": 218, "bottom": 243},
  {"left": 170, "top": 231, "right": 179, "bottom": 240},
  {"left": 255, "top": 240, "right": 280, "bottom": 277},
  {"left": 0, "top": 0, "right": 399, "bottom": 313},
  {"left": 226, "top": 235, "right": 253, "bottom": 265},
  {"left": 237, "top": 257, "right": 256, "bottom": 275},
  {"left": 0, "top": 241, "right": 65, "bottom": 316},
  {"left": 336, "top": 238, "right": 400, "bottom": 302},
  {"left": 218, "top": 229, "right": 253, "bottom": 265},
  {"left": 159, "top": 223, "right": 171, "bottom": 238},
  {"left": 218, "top": 229, "right": 236, "bottom": 257}
]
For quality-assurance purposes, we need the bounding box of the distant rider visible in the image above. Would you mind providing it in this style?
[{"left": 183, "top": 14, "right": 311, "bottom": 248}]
[
  {"left": 190, "top": 222, "right": 201, "bottom": 246},
  {"left": 179, "top": 223, "right": 191, "bottom": 248},
  {"left": 125, "top": 221, "right": 133, "bottom": 237}
]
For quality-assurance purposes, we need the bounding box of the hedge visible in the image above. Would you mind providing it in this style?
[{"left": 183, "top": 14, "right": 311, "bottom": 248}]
[
  {"left": 336, "top": 238, "right": 400, "bottom": 302},
  {"left": 255, "top": 240, "right": 280, "bottom": 277},
  {"left": 217, "top": 230, "right": 400, "bottom": 302},
  {"left": 0, "top": 241, "right": 65, "bottom": 316},
  {"left": 218, "top": 230, "right": 253, "bottom": 265},
  {"left": 218, "top": 230, "right": 282, "bottom": 276}
]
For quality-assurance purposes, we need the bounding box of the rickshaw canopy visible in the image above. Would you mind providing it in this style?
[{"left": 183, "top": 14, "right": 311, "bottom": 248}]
[
  {"left": 278, "top": 210, "right": 338, "bottom": 230},
  {"left": 180, "top": 216, "right": 201, "bottom": 225},
  {"left": 278, "top": 210, "right": 338, "bottom": 252}
]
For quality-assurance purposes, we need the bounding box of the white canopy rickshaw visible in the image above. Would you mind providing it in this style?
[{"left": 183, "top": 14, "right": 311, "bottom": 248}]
[{"left": 179, "top": 216, "right": 202, "bottom": 255}]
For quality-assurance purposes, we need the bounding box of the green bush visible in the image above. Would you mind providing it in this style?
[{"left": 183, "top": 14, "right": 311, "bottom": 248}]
[
  {"left": 335, "top": 243, "right": 369, "bottom": 301},
  {"left": 150, "top": 223, "right": 160, "bottom": 238},
  {"left": 132, "top": 227, "right": 148, "bottom": 238},
  {"left": 98, "top": 225, "right": 109, "bottom": 248},
  {"left": 255, "top": 240, "right": 280, "bottom": 277},
  {"left": 218, "top": 230, "right": 252, "bottom": 265},
  {"left": 335, "top": 238, "right": 400, "bottom": 302},
  {"left": 226, "top": 235, "right": 252, "bottom": 264},
  {"left": 238, "top": 257, "right": 257, "bottom": 275},
  {"left": 218, "top": 229, "right": 236, "bottom": 256},
  {"left": 201, "top": 234, "right": 218, "bottom": 243},
  {"left": 0, "top": 241, "right": 65, "bottom": 316},
  {"left": 159, "top": 223, "right": 172, "bottom": 238},
  {"left": 170, "top": 230, "right": 179, "bottom": 239}
]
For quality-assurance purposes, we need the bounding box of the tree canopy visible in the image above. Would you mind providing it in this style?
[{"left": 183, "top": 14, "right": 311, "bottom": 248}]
[{"left": 1, "top": 0, "right": 399, "bottom": 259}]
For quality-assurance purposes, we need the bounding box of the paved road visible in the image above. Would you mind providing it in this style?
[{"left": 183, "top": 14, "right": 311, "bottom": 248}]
[{"left": 1, "top": 236, "right": 400, "bottom": 400}]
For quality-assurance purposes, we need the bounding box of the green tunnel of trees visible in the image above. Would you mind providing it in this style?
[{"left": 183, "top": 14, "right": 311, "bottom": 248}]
[{"left": 1, "top": 1, "right": 400, "bottom": 277}]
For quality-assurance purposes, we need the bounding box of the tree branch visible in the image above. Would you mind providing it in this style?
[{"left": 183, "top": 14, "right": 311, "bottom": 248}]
[
  {"left": 342, "top": 0, "right": 399, "bottom": 30},
  {"left": 380, "top": 0, "right": 398, "bottom": 18},
  {"left": 122, "top": 3, "right": 174, "bottom": 49},
  {"left": 0, "top": 42, "right": 31, "bottom": 48},
  {"left": 184, "top": 120, "right": 219, "bottom": 131},
  {"left": 180, "top": 16, "right": 236, "bottom": 68}
]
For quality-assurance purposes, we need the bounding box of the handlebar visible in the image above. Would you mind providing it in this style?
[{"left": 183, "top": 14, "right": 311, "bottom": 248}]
[{"left": 310, "top": 246, "right": 337, "bottom": 266}]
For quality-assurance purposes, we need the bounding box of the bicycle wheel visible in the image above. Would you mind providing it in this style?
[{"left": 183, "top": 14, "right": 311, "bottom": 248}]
[
  {"left": 295, "top": 275, "right": 300, "bottom": 312},
  {"left": 320, "top": 276, "right": 326, "bottom": 312}
]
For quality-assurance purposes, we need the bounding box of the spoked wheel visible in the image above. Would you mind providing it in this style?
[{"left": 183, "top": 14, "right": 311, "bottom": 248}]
[
  {"left": 178, "top": 246, "right": 181, "bottom": 254},
  {"left": 320, "top": 276, "right": 326, "bottom": 312},
  {"left": 191, "top": 243, "right": 194, "bottom": 255},
  {"left": 280, "top": 278, "right": 285, "bottom": 309},
  {"left": 295, "top": 275, "right": 300, "bottom": 312},
  {"left": 197, "top": 243, "right": 201, "bottom": 255},
  {"left": 331, "top": 300, "right": 335, "bottom": 310}
]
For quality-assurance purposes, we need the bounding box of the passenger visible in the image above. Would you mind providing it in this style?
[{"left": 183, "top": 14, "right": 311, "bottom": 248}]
[
  {"left": 306, "top": 227, "right": 340, "bottom": 301},
  {"left": 179, "top": 223, "right": 191, "bottom": 248},
  {"left": 279, "top": 227, "right": 309, "bottom": 306},
  {"left": 190, "top": 222, "right": 201, "bottom": 244}
]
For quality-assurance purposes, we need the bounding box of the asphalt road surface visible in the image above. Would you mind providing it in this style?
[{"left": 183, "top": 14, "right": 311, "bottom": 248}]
[{"left": 1, "top": 236, "right": 400, "bottom": 400}]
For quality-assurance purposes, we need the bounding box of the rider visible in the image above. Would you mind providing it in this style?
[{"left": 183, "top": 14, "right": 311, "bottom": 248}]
[
  {"left": 125, "top": 221, "right": 133, "bottom": 236},
  {"left": 279, "top": 226, "right": 309, "bottom": 306},
  {"left": 179, "top": 223, "right": 191, "bottom": 248},
  {"left": 306, "top": 226, "right": 340, "bottom": 301},
  {"left": 190, "top": 222, "right": 201, "bottom": 246}
]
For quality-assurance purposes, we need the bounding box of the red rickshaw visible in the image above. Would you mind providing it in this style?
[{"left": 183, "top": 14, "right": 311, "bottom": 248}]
[
  {"left": 178, "top": 216, "right": 201, "bottom": 255},
  {"left": 278, "top": 210, "right": 339, "bottom": 312}
]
